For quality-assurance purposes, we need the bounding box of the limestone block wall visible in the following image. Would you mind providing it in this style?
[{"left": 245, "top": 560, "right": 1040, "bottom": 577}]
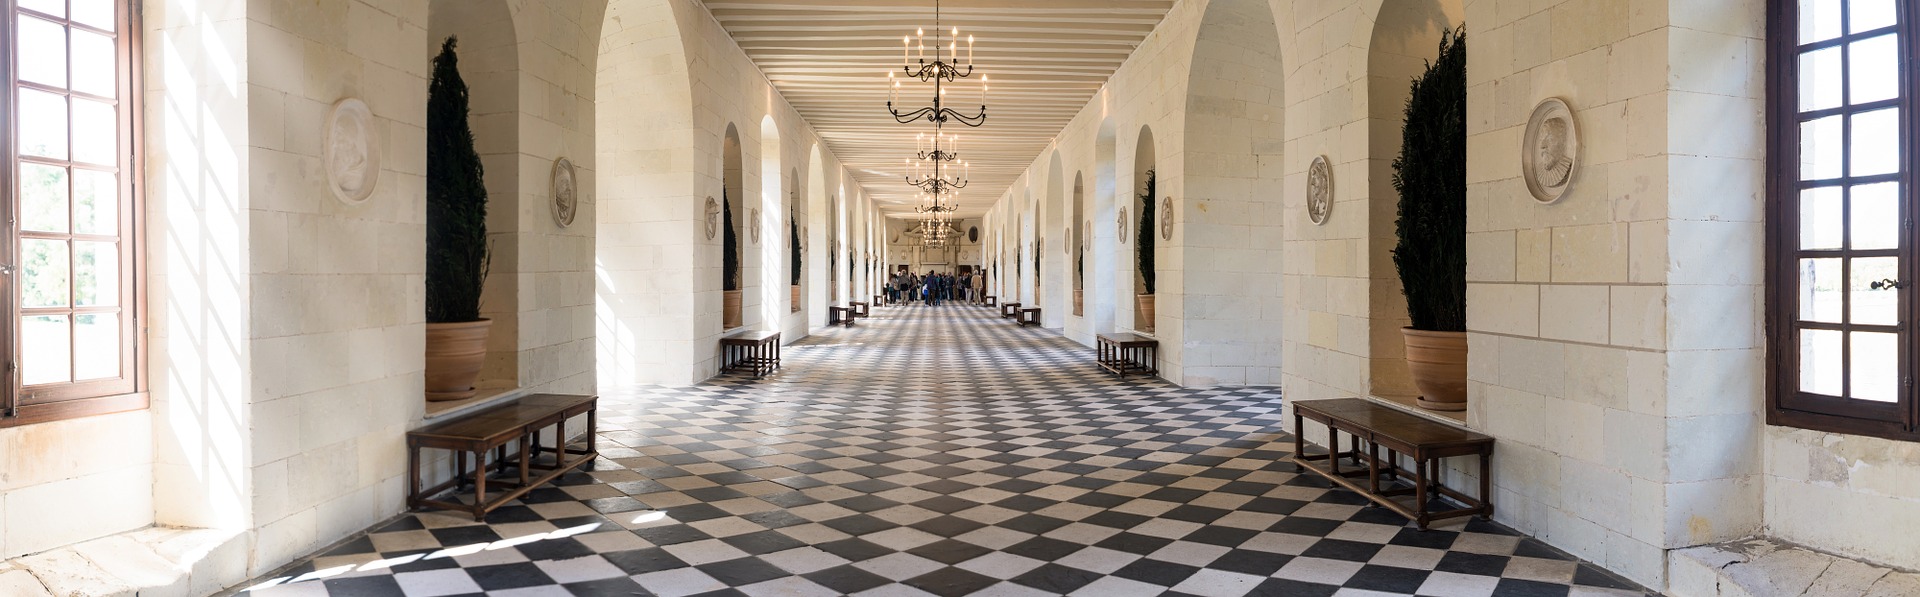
[{"left": 0, "top": 412, "right": 152, "bottom": 559}]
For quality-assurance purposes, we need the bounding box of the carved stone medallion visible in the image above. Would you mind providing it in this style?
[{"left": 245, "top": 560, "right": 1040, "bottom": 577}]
[
  {"left": 550, "top": 157, "right": 577, "bottom": 228},
  {"left": 1307, "top": 155, "right": 1332, "bottom": 225},
  {"left": 324, "top": 98, "right": 381, "bottom": 205},
  {"left": 1064, "top": 226, "right": 1073, "bottom": 254},
  {"left": 1523, "top": 98, "right": 1579, "bottom": 204},
  {"left": 749, "top": 208, "right": 762, "bottom": 244},
  {"left": 1159, "top": 196, "right": 1174, "bottom": 240},
  {"left": 704, "top": 196, "right": 721, "bottom": 240},
  {"left": 1118, "top": 207, "right": 1130, "bottom": 243}
]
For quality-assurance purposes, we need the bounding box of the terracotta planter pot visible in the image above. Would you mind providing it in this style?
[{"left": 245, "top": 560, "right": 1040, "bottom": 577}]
[
  {"left": 1073, "top": 289, "right": 1084, "bottom": 316},
  {"left": 724, "top": 289, "right": 743, "bottom": 329},
  {"left": 1403, "top": 327, "right": 1468, "bottom": 412},
  {"left": 1136, "top": 293, "right": 1155, "bottom": 332},
  {"left": 425, "top": 319, "right": 491, "bottom": 402},
  {"left": 790, "top": 285, "right": 801, "bottom": 313}
]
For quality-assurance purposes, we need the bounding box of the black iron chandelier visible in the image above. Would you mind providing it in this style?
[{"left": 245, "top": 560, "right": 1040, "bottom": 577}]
[
  {"left": 887, "top": 0, "right": 987, "bottom": 128},
  {"left": 906, "top": 131, "right": 968, "bottom": 197}
]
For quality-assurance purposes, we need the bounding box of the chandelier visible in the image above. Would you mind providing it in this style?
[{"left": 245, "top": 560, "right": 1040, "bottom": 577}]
[
  {"left": 906, "top": 132, "right": 968, "bottom": 197},
  {"left": 887, "top": 0, "right": 986, "bottom": 128}
]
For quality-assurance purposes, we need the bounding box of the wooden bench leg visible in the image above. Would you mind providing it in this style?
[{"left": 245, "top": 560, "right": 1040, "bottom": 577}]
[
  {"left": 473, "top": 448, "right": 489, "bottom": 521},
  {"left": 1293, "top": 411, "right": 1306, "bottom": 472},
  {"left": 1413, "top": 455, "right": 1429, "bottom": 530},
  {"left": 1479, "top": 451, "right": 1493, "bottom": 520},
  {"left": 408, "top": 443, "right": 421, "bottom": 508}
]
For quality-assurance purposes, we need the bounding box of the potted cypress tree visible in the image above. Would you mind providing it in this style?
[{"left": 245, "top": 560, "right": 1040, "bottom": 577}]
[
  {"left": 1074, "top": 241, "right": 1084, "bottom": 316},
  {"left": 790, "top": 207, "right": 802, "bottom": 313},
  {"left": 425, "top": 37, "right": 492, "bottom": 402},
  {"left": 722, "top": 191, "right": 742, "bottom": 329},
  {"left": 1136, "top": 170, "right": 1156, "bottom": 332},
  {"left": 1392, "top": 28, "right": 1468, "bottom": 412}
]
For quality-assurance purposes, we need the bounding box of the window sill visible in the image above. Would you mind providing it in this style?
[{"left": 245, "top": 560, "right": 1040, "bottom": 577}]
[
  {"left": 1768, "top": 408, "right": 1919, "bottom": 443},
  {"left": 1, "top": 392, "right": 148, "bottom": 428},
  {"left": 424, "top": 385, "right": 526, "bottom": 421}
]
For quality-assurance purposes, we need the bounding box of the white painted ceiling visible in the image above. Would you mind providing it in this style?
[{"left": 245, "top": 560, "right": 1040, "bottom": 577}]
[{"left": 699, "top": 0, "right": 1175, "bottom": 218}]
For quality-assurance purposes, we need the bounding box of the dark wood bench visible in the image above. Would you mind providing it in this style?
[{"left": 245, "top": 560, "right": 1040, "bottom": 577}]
[
  {"left": 1096, "top": 333, "right": 1159, "bottom": 378},
  {"left": 984, "top": 295, "right": 996, "bottom": 307},
  {"left": 1018, "top": 307, "right": 1042, "bottom": 326},
  {"left": 721, "top": 330, "right": 781, "bottom": 377},
  {"left": 850, "top": 301, "right": 870, "bottom": 318},
  {"left": 1000, "top": 302, "right": 1022, "bottom": 318},
  {"left": 1291, "top": 398, "right": 1493, "bottom": 530},
  {"left": 827, "top": 306, "right": 856, "bottom": 327},
  {"left": 408, "top": 394, "right": 599, "bottom": 521}
]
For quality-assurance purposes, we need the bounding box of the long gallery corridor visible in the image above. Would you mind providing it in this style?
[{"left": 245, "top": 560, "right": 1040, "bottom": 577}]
[{"left": 234, "top": 305, "right": 1648, "bottom": 597}]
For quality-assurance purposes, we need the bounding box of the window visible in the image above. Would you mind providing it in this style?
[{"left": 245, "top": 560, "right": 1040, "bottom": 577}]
[
  {"left": 1768, "top": 0, "right": 1919, "bottom": 440},
  {"left": 3, "top": 0, "right": 143, "bottom": 426}
]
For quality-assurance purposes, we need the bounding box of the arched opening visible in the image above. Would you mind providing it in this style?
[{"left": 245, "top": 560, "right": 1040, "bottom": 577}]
[
  {"left": 427, "top": 0, "right": 519, "bottom": 403},
  {"left": 721, "top": 124, "right": 744, "bottom": 330},
  {"left": 1180, "top": 0, "right": 1287, "bottom": 386},
  {"left": 1133, "top": 125, "right": 1156, "bottom": 333},
  {"left": 760, "top": 117, "right": 782, "bottom": 330},
  {"left": 1073, "top": 171, "right": 1085, "bottom": 317},
  {"left": 1368, "top": 0, "right": 1464, "bottom": 399},
  {"left": 1094, "top": 119, "right": 1118, "bottom": 334},
  {"left": 787, "top": 167, "right": 802, "bottom": 318}
]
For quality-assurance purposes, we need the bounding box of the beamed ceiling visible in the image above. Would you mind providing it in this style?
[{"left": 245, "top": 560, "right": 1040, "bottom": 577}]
[{"left": 699, "top": 0, "right": 1176, "bottom": 218}]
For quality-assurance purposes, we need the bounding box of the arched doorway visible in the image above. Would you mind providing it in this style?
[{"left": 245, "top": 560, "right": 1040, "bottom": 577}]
[{"left": 1132, "top": 126, "right": 1156, "bottom": 333}]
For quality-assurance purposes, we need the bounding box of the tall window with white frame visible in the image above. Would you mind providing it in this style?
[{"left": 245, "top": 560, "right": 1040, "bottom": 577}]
[
  {"left": 1768, "top": 0, "right": 1917, "bottom": 440},
  {"left": 5, "top": 0, "right": 143, "bottom": 425}
]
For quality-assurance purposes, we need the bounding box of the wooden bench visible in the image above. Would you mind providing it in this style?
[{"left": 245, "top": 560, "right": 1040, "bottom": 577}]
[
  {"left": 850, "top": 301, "right": 870, "bottom": 318},
  {"left": 721, "top": 330, "right": 781, "bottom": 378},
  {"left": 1290, "top": 398, "right": 1493, "bottom": 530},
  {"left": 984, "top": 295, "right": 996, "bottom": 307},
  {"left": 408, "top": 394, "right": 599, "bottom": 521},
  {"left": 1000, "top": 302, "right": 1022, "bottom": 318},
  {"left": 827, "top": 306, "right": 857, "bottom": 327},
  {"left": 873, "top": 294, "right": 885, "bottom": 307},
  {"left": 1096, "top": 333, "right": 1160, "bottom": 378},
  {"left": 1018, "top": 307, "right": 1042, "bottom": 327}
]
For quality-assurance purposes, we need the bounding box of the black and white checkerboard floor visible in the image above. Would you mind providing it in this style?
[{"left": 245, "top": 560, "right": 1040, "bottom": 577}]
[{"left": 233, "top": 303, "right": 1651, "bottom": 597}]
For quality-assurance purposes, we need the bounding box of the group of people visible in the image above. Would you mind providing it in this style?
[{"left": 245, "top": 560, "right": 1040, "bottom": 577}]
[{"left": 888, "top": 269, "right": 984, "bottom": 306}]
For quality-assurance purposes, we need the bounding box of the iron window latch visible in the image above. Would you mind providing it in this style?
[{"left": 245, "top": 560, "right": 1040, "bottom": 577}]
[{"left": 1870, "top": 278, "right": 1908, "bottom": 290}]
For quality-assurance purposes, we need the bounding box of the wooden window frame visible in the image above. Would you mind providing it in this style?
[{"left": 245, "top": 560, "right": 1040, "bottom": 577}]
[
  {"left": 0, "top": 0, "right": 146, "bottom": 428},
  {"left": 1767, "top": 0, "right": 1920, "bottom": 442}
]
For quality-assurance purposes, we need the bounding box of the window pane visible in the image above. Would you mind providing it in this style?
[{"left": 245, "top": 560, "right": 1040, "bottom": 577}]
[
  {"left": 1850, "top": 108, "right": 1900, "bottom": 177},
  {"left": 1851, "top": 256, "right": 1899, "bottom": 325},
  {"left": 1851, "top": 0, "right": 1898, "bottom": 33},
  {"left": 1803, "top": 0, "right": 1844, "bottom": 43},
  {"left": 1850, "top": 35, "right": 1900, "bottom": 105},
  {"left": 71, "top": 99, "right": 116, "bottom": 166},
  {"left": 20, "top": 163, "right": 69, "bottom": 234},
  {"left": 21, "top": 315, "right": 71, "bottom": 386},
  {"left": 1801, "top": 328, "right": 1843, "bottom": 396},
  {"left": 72, "top": 170, "right": 117, "bottom": 235},
  {"left": 17, "top": 16, "right": 67, "bottom": 89},
  {"left": 1850, "top": 182, "right": 1900, "bottom": 249},
  {"left": 1800, "top": 258, "right": 1844, "bottom": 322},
  {"left": 1850, "top": 331, "right": 1898, "bottom": 402},
  {"left": 1802, "top": 115, "right": 1843, "bottom": 180},
  {"left": 74, "top": 241, "right": 117, "bottom": 307},
  {"left": 21, "top": 239, "right": 69, "bottom": 308},
  {"left": 19, "top": 89, "right": 68, "bottom": 160},
  {"left": 1801, "top": 46, "right": 1843, "bottom": 111},
  {"left": 70, "top": 0, "right": 116, "bottom": 32},
  {"left": 19, "top": 0, "right": 64, "bottom": 17},
  {"left": 72, "top": 314, "right": 118, "bottom": 381},
  {"left": 70, "top": 29, "right": 116, "bottom": 98}
]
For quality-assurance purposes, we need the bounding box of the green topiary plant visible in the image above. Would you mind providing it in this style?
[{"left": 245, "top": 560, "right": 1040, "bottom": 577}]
[
  {"left": 723, "top": 191, "right": 739, "bottom": 292},
  {"left": 1137, "top": 169, "right": 1156, "bottom": 295},
  {"left": 1391, "top": 27, "right": 1467, "bottom": 332},
  {"left": 789, "top": 207, "right": 802, "bottom": 286},
  {"left": 427, "top": 36, "right": 489, "bottom": 324}
]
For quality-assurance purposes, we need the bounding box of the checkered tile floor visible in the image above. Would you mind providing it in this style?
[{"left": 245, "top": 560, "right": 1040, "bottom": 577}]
[{"left": 232, "top": 303, "right": 1651, "bottom": 597}]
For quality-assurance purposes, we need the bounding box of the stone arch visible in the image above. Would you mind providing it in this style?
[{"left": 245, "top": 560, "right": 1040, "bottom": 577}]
[
  {"left": 1178, "top": 0, "right": 1287, "bottom": 386},
  {"left": 1132, "top": 125, "right": 1156, "bottom": 332},
  {"left": 721, "top": 123, "right": 744, "bottom": 330},
  {"left": 1366, "top": 0, "right": 1464, "bottom": 399},
  {"left": 1072, "top": 170, "right": 1086, "bottom": 318},
  {"left": 593, "top": 0, "right": 700, "bottom": 386},
  {"left": 428, "top": 0, "right": 521, "bottom": 396},
  {"left": 760, "top": 116, "right": 783, "bottom": 328}
]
